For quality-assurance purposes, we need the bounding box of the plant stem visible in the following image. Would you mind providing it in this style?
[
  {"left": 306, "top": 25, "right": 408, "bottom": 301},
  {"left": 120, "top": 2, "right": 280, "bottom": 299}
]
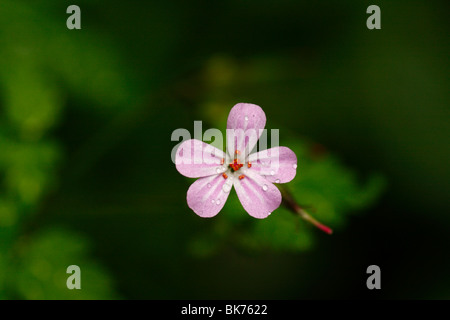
[{"left": 280, "top": 186, "right": 333, "bottom": 235}]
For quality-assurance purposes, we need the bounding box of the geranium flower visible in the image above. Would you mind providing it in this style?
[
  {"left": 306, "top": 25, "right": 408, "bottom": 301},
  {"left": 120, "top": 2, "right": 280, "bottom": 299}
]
[{"left": 175, "top": 103, "right": 297, "bottom": 219}]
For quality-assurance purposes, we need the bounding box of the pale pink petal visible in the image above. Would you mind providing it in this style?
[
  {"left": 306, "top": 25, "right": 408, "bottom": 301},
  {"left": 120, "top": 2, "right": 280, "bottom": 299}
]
[
  {"left": 175, "top": 139, "right": 227, "bottom": 178},
  {"left": 187, "top": 174, "right": 233, "bottom": 218},
  {"left": 226, "top": 103, "right": 266, "bottom": 158},
  {"left": 233, "top": 169, "right": 282, "bottom": 219},
  {"left": 248, "top": 146, "right": 297, "bottom": 183}
]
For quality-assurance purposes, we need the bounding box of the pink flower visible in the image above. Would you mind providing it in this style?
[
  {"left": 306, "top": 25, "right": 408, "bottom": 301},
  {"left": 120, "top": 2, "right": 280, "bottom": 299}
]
[{"left": 175, "top": 103, "right": 297, "bottom": 219}]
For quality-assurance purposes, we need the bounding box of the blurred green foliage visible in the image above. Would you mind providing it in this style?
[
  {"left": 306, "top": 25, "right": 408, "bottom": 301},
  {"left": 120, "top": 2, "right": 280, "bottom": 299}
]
[
  {"left": 0, "top": 0, "right": 137, "bottom": 299},
  {"left": 0, "top": 0, "right": 448, "bottom": 300},
  {"left": 12, "top": 228, "right": 116, "bottom": 299}
]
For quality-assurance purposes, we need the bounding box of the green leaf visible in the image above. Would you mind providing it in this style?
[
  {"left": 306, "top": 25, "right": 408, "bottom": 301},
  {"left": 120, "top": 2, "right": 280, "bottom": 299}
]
[{"left": 13, "top": 228, "right": 119, "bottom": 300}]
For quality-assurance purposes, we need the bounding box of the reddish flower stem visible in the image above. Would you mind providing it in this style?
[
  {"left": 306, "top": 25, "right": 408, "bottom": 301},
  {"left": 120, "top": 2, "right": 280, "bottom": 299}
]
[{"left": 280, "top": 186, "right": 333, "bottom": 235}]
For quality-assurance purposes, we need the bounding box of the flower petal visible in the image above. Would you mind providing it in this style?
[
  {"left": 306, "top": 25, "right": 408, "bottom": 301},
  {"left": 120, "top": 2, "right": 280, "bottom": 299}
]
[
  {"left": 187, "top": 174, "right": 233, "bottom": 218},
  {"left": 233, "top": 169, "right": 282, "bottom": 219},
  {"left": 226, "top": 103, "right": 266, "bottom": 158},
  {"left": 248, "top": 146, "right": 297, "bottom": 183},
  {"left": 175, "top": 139, "right": 227, "bottom": 178}
]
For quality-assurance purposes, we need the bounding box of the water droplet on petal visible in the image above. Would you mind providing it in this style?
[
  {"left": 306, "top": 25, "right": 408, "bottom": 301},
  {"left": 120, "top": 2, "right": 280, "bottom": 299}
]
[
  {"left": 216, "top": 199, "right": 221, "bottom": 205},
  {"left": 267, "top": 211, "right": 272, "bottom": 216},
  {"left": 262, "top": 184, "right": 268, "bottom": 191},
  {"left": 244, "top": 116, "right": 249, "bottom": 121},
  {"left": 270, "top": 170, "right": 275, "bottom": 175},
  {"left": 275, "top": 179, "right": 280, "bottom": 183},
  {"left": 293, "top": 164, "right": 297, "bottom": 169},
  {"left": 211, "top": 199, "right": 215, "bottom": 204},
  {"left": 222, "top": 183, "right": 232, "bottom": 193},
  {"left": 216, "top": 167, "right": 223, "bottom": 174},
  {"left": 207, "top": 183, "right": 212, "bottom": 188}
]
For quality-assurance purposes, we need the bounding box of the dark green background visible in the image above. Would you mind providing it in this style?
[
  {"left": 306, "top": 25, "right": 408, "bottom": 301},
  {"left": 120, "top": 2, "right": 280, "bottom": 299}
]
[{"left": 0, "top": 0, "right": 448, "bottom": 299}]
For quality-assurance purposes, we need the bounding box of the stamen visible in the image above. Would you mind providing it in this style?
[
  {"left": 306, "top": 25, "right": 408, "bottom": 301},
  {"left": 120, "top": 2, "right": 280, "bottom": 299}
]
[
  {"left": 229, "top": 159, "right": 244, "bottom": 172},
  {"left": 222, "top": 173, "right": 228, "bottom": 179},
  {"left": 247, "top": 161, "right": 252, "bottom": 168},
  {"left": 238, "top": 175, "right": 245, "bottom": 180},
  {"left": 235, "top": 150, "right": 241, "bottom": 155},
  {"left": 220, "top": 158, "right": 225, "bottom": 165}
]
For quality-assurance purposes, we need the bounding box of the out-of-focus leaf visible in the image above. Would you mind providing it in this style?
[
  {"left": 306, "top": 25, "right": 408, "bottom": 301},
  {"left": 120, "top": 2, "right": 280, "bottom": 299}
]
[
  {"left": 3, "top": 141, "right": 60, "bottom": 205},
  {"left": 0, "top": 0, "right": 141, "bottom": 113},
  {"left": 0, "top": 0, "right": 138, "bottom": 300},
  {"left": 0, "top": 198, "right": 18, "bottom": 228},
  {"left": 13, "top": 228, "right": 118, "bottom": 300},
  {"left": 0, "top": 60, "right": 62, "bottom": 139},
  {"left": 285, "top": 138, "right": 386, "bottom": 228}
]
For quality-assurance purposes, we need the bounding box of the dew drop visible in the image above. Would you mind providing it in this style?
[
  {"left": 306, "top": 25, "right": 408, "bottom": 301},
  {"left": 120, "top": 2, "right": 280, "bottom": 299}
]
[
  {"left": 211, "top": 199, "right": 215, "bottom": 204},
  {"left": 270, "top": 170, "right": 275, "bottom": 176},
  {"left": 244, "top": 116, "right": 249, "bottom": 121},
  {"left": 216, "top": 199, "right": 221, "bottom": 205},
  {"left": 222, "top": 183, "right": 232, "bottom": 193},
  {"left": 262, "top": 184, "right": 268, "bottom": 191},
  {"left": 262, "top": 160, "right": 271, "bottom": 167},
  {"left": 216, "top": 167, "right": 223, "bottom": 174},
  {"left": 275, "top": 179, "right": 280, "bottom": 183},
  {"left": 293, "top": 164, "right": 297, "bottom": 169}
]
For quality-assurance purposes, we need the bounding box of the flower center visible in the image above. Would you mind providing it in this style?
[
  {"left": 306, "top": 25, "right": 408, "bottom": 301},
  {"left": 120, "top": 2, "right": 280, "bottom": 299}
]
[
  {"left": 229, "top": 158, "right": 243, "bottom": 172},
  {"left": 220, "top": 150, "right": 252, "bottom": 180}
]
